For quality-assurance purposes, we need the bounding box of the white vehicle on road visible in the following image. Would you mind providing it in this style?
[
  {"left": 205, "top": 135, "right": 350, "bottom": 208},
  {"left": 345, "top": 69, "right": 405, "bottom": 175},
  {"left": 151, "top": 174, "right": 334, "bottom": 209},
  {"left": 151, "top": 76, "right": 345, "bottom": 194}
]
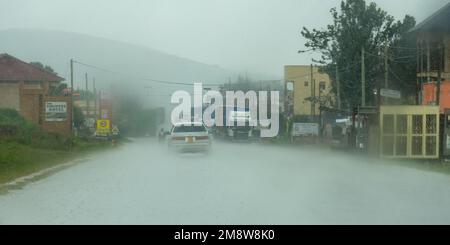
[{"left": 168, "top": 122, "right": 211, "bottom": 153}]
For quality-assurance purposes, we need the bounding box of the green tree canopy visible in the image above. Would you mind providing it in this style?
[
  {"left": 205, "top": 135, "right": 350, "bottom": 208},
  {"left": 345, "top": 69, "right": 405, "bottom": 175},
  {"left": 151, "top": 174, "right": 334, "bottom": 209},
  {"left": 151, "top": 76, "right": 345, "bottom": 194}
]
[
  {"left": 29, "top": 61, "right": 58, "bottom": 75},
  {"left": 301, "top": 0, "right": 416, "bottom": 108}
]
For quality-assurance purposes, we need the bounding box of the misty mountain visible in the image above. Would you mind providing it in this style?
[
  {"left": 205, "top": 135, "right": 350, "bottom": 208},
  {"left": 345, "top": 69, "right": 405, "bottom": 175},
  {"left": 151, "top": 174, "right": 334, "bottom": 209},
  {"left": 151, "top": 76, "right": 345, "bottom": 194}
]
[{"left": 0, "top": 29, "right": 237, "bottom": 92}]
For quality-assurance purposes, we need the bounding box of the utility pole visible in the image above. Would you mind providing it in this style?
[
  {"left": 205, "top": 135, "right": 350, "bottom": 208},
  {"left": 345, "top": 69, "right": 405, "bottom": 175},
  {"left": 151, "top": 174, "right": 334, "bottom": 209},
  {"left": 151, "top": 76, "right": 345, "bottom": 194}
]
[
  {"left": 70, "top": 59, "right": 74, "bottom": 133},
  {"left": 93, "top": 77, "right": 97, "bottom": 119},
  {"left": 336, "top": 63, "right": 341, "bottom": 110},
  {"left": 384, "top": 45, "right": 389, "bottom": 89},
  {"left": 437, "top": 43, "right": 443, "bottom": 106},
  {"left": 284, "top": 80, "right": 287, "bottom": 116},
  {"left": 310, "top": 64, "right": 315, "bottom": 118},
  {"left": 85, "top": 73, "right": 89, "bottom": 118},
  {"left": 427, "top": 41, "right": 431, "bottom": 84},
  {"left": 361, "top": 46, "right": 366, "bottom": 107}
]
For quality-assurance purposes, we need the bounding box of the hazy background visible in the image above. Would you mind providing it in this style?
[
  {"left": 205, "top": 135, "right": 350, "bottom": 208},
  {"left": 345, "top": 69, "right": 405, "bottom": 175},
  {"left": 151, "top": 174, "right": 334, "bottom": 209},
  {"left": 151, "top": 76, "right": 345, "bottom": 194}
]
[
  {"left": 0, "top": 0, "right": 448, "bottom": 124},
  {"left": 1, "top": 0, "right": 449, "bottom": 77}
]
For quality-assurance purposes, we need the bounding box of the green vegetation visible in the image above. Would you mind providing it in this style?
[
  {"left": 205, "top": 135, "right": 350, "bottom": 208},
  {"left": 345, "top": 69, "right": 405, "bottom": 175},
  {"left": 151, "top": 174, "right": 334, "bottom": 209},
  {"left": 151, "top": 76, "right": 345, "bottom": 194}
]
[
  {"left": 114, "top": 95, "right": 165, "bottom": 137},
  {"left": 301, "top": 0, "right": 417, "bottom": 108},
  {"left": 29, "top": 61, "right": 57, "bottom": 75},
  {"left": 0, "top": 108, "right": 110, "bottom": 185}
]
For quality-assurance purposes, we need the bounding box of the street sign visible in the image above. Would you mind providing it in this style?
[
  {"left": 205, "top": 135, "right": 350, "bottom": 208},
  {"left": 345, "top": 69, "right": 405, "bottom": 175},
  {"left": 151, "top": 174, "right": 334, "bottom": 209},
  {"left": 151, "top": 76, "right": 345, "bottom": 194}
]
[
  {"left": 112, "top": 126, "right": 120, "bottom": 136},
  {"left": 358, "top": 106, "right": 378, "bottom": 114},
  {"left": 292, "top": 123, "right": 319, "bottom": 137},
  {"left": 45, "top": 101, "right": 67, "bottom": 122},
  {"left": 380, "top": 89, "right": 401, "bottom": 99},
  {"left": 96, "top": 119, "right": 110, "bottom": 137},
  {"left": 97, "top": 120, "right": 110, "bottom": 129}
]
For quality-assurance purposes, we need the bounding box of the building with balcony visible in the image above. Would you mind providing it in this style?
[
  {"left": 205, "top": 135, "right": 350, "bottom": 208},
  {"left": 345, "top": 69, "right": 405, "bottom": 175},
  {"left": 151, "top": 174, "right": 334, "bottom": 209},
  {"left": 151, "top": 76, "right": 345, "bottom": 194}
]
[{"left": 410, "top": 3, "right": 450, "bottom": 112}]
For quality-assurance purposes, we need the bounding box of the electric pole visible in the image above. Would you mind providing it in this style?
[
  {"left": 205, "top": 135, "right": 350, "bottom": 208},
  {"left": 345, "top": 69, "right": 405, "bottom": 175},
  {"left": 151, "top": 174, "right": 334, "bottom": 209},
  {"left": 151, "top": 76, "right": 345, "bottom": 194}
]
[
  {"left": 361, "top": 46, "right": 366, "bottom": 107},
  {"left": 384, "top": 45, "right": 389, "bottom": 89},
  {"left": 284, "top": 80, "right": 287, "bottom": 116},
  {"left": 85, "top": 73, "right": 89, "bottom": 118},
  {"left": 427, "top": 42, "right": 431, "bottom": 84},
  {"left": 93, "top": 77, "right": 97, "bottom": 119},
  {"left": 336, "top": 64, "right": 341, "bottom": 110},
  {"left": 70, "top": 59, "right": 74, "bottom": 132},
  {"left": 310, "top": 64, "right": 315, "bottom": 118},
  {"left": 383, "top": 45, "right": 389, "bottom": 105},
  {"left": 437, "top": 43, "right": 443, "bottom": 106}
]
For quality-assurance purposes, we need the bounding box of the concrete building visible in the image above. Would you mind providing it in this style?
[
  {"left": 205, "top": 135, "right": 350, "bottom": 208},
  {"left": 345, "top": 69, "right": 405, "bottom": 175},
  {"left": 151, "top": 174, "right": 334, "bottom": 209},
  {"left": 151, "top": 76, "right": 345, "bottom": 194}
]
[
  {"left": 284, "top": 65, "right": 333, "bottom": 117},
  {"left": 410, "top": 2, "right": 450, "bottom": 111},
  {"left": 0, "top": 53, "right": 72, "bottom": 135}
]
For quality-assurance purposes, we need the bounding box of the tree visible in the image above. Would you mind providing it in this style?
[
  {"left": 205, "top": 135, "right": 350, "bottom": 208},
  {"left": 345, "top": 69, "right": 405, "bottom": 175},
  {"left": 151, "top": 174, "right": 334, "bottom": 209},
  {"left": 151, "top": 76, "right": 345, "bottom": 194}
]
[
  {"left": 113, "top": 95, "right": 163, "bottom": 137},
  {"left": 388, "top": 15, "right": 417, "bottom": 102},
  {"left": 49, "top": 83, "right": 69, "bottom": 96},
  {"left": 73, "top": 105, "right": 85, "bottom": 129},
  {"left": 301, "top": 0, "right": 416, "bottom": 108},
  {"left": 29, "top": 62, "right": 58, "bottom": 75}
]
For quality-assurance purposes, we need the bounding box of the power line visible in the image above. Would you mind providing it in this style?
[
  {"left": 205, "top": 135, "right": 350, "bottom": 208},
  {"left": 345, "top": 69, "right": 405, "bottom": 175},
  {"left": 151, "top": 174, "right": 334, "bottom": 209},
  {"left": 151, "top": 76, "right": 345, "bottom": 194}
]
[
  {"left": 72, "top": 60, "right": 219, "bottom": 87},
  {"left": 388, "top": 68, "right": 405, "bottom": 84},
  {"left": 283, "top": 61, "right": 361, "bottom": 82},
  {"left": 72, "top": 58, "right": 364, "bottom": 94}
]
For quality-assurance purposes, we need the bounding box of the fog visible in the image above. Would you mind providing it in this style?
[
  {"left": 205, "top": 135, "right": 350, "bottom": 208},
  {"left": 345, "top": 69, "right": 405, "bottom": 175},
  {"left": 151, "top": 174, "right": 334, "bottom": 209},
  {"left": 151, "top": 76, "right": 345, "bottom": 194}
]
[
  {"left": 1, "top": 0, "right": 450, "bottom": 226},
  {"left": 1, "top": 138, "right": 450, "bottom": 225},
  {"left": 0, "top": 0, "right": 448, "bottom": 77}
]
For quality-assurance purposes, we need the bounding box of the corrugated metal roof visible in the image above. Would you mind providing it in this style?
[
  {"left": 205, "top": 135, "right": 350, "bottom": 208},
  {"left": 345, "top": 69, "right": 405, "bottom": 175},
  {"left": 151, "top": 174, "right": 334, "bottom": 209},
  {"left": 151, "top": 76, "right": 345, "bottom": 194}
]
[
  {"left": 0, "top": 53, "right": 65, "bottom": 82},
  {"left": 409, "top": 2, "right": 450, "bottom": 33}
]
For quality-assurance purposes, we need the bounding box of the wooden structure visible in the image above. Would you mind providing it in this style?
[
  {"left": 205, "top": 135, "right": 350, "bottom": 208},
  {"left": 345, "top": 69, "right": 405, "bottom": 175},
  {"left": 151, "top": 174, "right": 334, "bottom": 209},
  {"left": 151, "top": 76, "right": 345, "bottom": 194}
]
[{"left": 380, "top": 106, "right": 440, "bottom": 159}]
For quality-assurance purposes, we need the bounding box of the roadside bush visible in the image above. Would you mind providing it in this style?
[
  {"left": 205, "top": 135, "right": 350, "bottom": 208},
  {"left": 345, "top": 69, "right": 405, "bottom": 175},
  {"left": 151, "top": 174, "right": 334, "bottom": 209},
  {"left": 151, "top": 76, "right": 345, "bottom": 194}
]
[
  {"left": 0, "top": 108, "right": 73, "bottom": 151},
  {"left": 0, "top": 108, "right": 28, "bottom": 126},
  {"left": 0, "top": 125, "right": 20, "bottom": 139},
  {"left": 0, "top": 141, "right": 21, "bottom": 165},
  {"left": 29, "top": 131, "right": 73, "bottom": 151}
]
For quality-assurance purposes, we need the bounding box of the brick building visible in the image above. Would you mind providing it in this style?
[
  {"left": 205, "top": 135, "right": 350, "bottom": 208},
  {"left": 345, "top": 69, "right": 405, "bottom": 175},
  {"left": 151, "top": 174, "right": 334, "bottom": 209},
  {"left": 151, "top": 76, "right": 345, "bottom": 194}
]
[{"left": 0, "top": 53, "right": 72, "bottom": 136}]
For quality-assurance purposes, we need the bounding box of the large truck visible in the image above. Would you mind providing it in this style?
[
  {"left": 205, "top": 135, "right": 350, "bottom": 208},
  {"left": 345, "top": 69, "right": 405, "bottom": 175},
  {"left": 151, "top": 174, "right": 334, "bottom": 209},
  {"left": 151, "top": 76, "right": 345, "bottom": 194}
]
[{"left": 214, "top": 106, "right": 259, "bottom": 141}]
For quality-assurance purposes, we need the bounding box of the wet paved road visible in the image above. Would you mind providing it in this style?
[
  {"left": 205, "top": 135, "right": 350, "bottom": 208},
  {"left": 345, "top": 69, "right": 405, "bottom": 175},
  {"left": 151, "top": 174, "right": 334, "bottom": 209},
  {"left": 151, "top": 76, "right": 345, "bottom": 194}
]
[{"left": 1, "top": 138, "right": 450, "bottom": 224}]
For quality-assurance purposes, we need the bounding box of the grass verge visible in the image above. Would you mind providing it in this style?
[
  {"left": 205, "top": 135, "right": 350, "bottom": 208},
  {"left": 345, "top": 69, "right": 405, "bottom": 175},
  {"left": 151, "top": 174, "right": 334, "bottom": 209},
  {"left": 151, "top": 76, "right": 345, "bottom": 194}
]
[{"left": 0, "top": 139, "right": 112, "bottom": 185}]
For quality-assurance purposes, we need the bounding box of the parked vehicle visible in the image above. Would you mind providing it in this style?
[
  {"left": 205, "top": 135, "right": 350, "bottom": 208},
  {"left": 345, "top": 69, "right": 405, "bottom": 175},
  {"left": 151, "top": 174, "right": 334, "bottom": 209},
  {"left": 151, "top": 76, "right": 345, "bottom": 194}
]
[
  {"left": 168, "top": 122, "right": 212, "bottom": 153},
  {"left": 214, "top": 106, "right": 259, "bottom": 141}
]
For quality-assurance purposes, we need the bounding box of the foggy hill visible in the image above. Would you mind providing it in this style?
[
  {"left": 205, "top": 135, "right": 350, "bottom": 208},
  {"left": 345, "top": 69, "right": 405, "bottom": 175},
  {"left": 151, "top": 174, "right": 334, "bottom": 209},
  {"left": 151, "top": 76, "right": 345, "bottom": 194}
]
[{"left": 0, "top": 29, "right": 236, "bottom": 92}]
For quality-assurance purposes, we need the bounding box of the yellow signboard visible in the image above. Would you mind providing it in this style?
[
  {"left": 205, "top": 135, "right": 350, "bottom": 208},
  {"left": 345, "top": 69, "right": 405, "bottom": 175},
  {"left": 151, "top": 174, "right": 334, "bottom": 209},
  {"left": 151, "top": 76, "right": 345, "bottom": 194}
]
[
  {"left": 97, "top": 119, "right": 110, "bottom": 130},
  {"left": 96, "top": 119, "right": 111, "bottom": 137}
]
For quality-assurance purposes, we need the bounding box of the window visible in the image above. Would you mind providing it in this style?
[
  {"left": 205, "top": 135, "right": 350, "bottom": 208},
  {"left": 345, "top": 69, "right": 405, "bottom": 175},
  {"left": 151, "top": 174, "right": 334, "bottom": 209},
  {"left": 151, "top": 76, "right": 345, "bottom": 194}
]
[
  {"left": 286, "top": 81, "right": 294, "bottom": 91},
  {"left": 304, "top": 81, "right": 309, "bottom": 87},
  {"left": 319, "top": 81, "right": 326, "bottom": 92},
  {"left": 173, "top": 125, "right": 207, "bottom": 133}
]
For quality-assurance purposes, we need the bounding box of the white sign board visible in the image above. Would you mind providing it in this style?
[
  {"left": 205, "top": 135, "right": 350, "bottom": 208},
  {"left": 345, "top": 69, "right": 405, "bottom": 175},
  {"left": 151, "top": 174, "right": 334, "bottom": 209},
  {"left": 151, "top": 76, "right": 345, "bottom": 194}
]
[
  {"left": 112, "top": 126, "right": 120, "bottom": 135},
  {"left": 292, "top": 123, "right": 319, "bottom": 136},
  {"left": 381, "top": 89, "right": 401, "bottom": 99},
  {"left": 45, "top": 102, "right": 67, "bottom": 122}
]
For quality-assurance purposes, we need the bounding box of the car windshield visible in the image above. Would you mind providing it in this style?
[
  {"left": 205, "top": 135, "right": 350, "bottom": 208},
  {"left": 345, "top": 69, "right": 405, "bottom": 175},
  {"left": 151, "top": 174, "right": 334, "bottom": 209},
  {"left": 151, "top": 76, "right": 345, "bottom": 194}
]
[
  {"left": 3, "top": 0, "right": 450, "bottom": 232},
  {"left": 173, "top": 125, "right": 206, "bottom": 133}
]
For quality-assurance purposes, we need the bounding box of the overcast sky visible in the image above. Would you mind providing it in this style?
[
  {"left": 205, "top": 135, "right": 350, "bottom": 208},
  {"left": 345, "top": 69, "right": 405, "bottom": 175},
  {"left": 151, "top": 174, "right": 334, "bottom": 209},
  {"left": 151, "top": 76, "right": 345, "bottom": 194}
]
[{"left": 0, "top": 0, "right": 449, "bottom": 77}]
